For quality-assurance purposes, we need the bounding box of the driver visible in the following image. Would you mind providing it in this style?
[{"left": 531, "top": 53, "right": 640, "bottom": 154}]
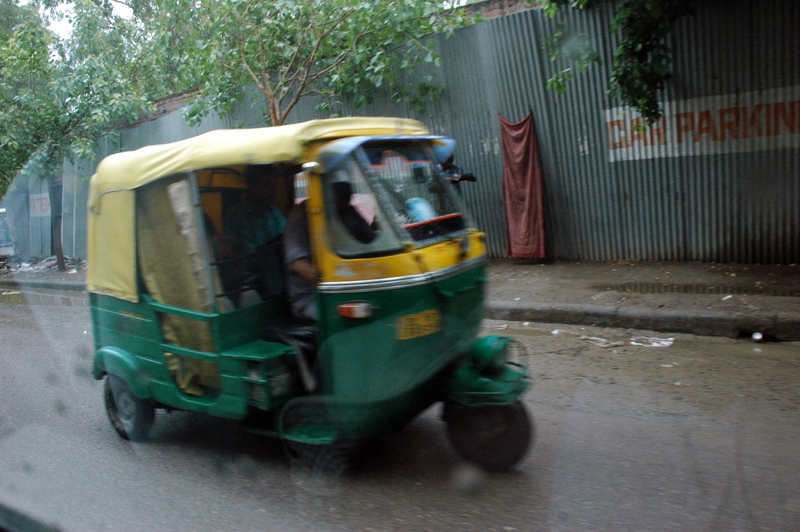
[
  {"left": 332, "top": 181, "right": 377, "bottom": 244},
  {"left": 284, "top": 200, "right": 318, "bottom": 321},
  {"left": 283, "top": 180, "right": 379, "bottom": 321}
]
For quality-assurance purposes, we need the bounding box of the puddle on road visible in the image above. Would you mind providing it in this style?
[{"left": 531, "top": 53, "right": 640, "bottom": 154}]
[{"left": 0, "top": 290, "right": 26, "bottom": 305}]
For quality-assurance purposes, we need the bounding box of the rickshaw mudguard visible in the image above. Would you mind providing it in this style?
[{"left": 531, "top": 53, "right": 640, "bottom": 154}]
[
  {"left": 446, "top": 363, "right": 530, "bottom": 407},
  {"left": 278, "top": 396, "right": 339, "bottom": 445},
  {"left": 93, "top": 346, "right": 152, "bottom": 399},
  {"left": 445, "top": 336, "right": 532, "bottom": 407}
]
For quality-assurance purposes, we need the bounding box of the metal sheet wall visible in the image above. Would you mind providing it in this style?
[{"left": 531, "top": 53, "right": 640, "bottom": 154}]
[
  {"left": 313, "top": 0, "right": 800, "bottom": 263},
  {"left": 475, "top": 0, "right": 800, "bottom": 263},
  {"left": 58, "top": 0, "right": 800, "bottom": 264}
]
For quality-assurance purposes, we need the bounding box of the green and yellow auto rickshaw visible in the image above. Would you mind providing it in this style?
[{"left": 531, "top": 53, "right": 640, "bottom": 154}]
[{"left": 89, "top": 117, "right": 533, "bottom": 471}]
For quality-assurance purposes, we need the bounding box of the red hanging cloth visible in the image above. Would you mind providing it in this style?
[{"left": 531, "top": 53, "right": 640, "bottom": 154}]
[{"left": 500, "top": 111, "right": 546, "bottom": 258}]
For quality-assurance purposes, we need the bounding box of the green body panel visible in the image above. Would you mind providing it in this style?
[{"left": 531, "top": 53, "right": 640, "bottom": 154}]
[
  {"left": 91, "top": 293, "right": 298, "bottom": 420},
  {"left": 309, "top": 264, "right": 487, "bottom": 439}
]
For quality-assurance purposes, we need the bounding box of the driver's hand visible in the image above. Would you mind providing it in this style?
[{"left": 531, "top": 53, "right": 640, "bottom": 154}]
[{"left": 290, "top": 258, "right": 320, "bottom": 283}]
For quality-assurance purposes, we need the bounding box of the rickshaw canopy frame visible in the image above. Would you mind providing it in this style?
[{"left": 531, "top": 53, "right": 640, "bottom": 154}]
[{"left": 87, "top": 117, "right": 431, "bottom": 302}]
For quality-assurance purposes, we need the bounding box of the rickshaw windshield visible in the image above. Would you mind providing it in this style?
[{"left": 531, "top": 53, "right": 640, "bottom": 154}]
[{"left": 355, "top": 141, "right": 474, "bottom": 245}]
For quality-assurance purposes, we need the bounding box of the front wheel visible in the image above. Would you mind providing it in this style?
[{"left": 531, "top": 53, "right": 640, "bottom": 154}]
[
  {"left": 104, "top": 375, "right": 155, "bottom": 442},
  {"left": 284, "top": 440, "right": 362, "bottom": 475},
  {"left": 445, "top": 401, "right": 533, "bottom": 472}
]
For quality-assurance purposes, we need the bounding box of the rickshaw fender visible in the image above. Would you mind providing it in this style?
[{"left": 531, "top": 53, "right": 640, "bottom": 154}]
[
  {"left": 469, "top": 335, "right": 516, "bottom": 373},
  {"left": 445, "top": 359, "right": 531, "bottom": 408},
  {"left": 93, "top": 346, "right": 152, "bottom": 399}
]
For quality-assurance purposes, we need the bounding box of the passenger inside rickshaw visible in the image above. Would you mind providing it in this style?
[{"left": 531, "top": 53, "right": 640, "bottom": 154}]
[
  {"left": 134, "top": 164, "right": 300, "bottom": 396},
  {"left": 198, "top": 163, "right": 298, "bottom": 306},
  {"left": 222, "top": 164, "right": 286, "bottom": 298}
]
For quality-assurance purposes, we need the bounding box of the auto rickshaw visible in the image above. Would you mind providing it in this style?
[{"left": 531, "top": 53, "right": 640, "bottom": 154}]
[{"left": 89, "top": 117, "right": 533, "bottom": 472}]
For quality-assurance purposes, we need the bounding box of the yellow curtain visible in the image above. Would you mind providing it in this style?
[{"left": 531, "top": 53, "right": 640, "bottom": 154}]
[{"left": 137, "top": 175, "right": 220, "bottom": 396}]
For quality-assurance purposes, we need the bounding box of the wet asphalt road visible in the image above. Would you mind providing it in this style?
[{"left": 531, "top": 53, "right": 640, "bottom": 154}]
[{"left": 0, "top": 302, "right": 799, "bottom": 531}]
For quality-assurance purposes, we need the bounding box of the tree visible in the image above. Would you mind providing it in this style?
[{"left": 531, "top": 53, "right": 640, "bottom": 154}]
[
  {"left": 143, "top": 0, "right": 474, "bottom": 126},
  {"left": 0, "top": 0, "right": 32, "bottom": 40},
  {"left": 540, "top": 0, "right": 693, "bottom": 124},
  {"left": 0, "top": 0, "right": 156, "bottom": 267},
  {"left": 0, "top": 0, "right": 39, "bottom": 194},
  {"left": 0, "top": 0, "right": 471, "bottom": 265}
]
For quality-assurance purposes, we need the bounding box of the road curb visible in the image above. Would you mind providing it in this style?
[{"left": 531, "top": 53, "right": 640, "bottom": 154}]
[{"left": 485, "top": 301, "right": 800, "bottom": 342}]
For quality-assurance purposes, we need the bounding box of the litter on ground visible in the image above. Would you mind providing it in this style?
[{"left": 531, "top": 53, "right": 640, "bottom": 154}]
[
  {"left": 581, "top": 336, "right": 626, "bottom": 348},
  {"left": 580, "top": 335, "right": 675, "bottom": 348},
  {"left": 630, "top": 336, "right": 674, "bottom": 347}
]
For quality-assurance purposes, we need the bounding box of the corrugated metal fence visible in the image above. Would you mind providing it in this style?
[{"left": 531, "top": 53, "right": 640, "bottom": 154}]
[{"left": 52, "top": 0, "right": 799, "bottom": 264}]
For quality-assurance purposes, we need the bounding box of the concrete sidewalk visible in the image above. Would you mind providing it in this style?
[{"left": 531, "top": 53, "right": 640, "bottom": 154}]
[
  {"left": 485, "top": 259, "right": 800, "bottom": 341},
  {"left": 2, "top": 259, "right": 799, "bottom": 340}
]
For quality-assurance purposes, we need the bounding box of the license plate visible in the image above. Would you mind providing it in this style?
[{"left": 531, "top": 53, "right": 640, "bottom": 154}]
[{"left": 396, "top": 309, "right": 442, "bottom": 340}]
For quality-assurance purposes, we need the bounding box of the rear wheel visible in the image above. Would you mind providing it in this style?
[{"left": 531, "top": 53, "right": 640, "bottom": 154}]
[
  {"left": 446, "top": 401, "right": 533, "bottom": 472},
  {"left": 104, "top": 375, "right": 155, "bottom": 442}
]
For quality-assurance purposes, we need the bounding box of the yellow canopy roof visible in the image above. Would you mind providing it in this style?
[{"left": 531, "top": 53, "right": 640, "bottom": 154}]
[{"left": 87, "top": 117, "right": 430, "bottom": 301}]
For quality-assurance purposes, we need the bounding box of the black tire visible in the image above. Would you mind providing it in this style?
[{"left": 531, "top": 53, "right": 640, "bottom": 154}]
[
  {"left": 284, "top": 440, "right": 359, "bottom": 476},
  {"left": 104, "top": 375, "right": 155, "bottom": 442},
  {"left": 446, "top": 401, "right": 533, "bottom": 472}
]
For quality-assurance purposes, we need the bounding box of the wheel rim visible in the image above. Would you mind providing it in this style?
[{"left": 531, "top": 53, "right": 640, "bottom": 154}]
[
  {"left": 450, "top": 405, "right": 512, "bottom": 443},
  {"left": 116, "top": 389, "right": 137, "bottom": 428},
  {"left": 470, "top": 407, "right": 510, "bottom": 440}
]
